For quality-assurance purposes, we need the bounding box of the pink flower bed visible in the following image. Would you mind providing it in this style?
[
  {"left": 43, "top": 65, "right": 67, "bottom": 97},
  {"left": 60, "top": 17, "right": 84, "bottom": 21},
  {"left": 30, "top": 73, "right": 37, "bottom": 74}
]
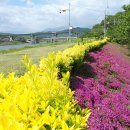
[{"left": 71, "top": 45, "right": 130, "bottom": 130}]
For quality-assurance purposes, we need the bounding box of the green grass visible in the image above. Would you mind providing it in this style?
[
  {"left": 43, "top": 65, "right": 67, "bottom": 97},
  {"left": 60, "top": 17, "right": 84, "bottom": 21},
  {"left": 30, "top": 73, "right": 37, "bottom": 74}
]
[
  {"left": 0, "top": 42, "right": 76, "bottom": 76},
  {"left": 0, "top": 42, "right": 70, "bottom": 54}
]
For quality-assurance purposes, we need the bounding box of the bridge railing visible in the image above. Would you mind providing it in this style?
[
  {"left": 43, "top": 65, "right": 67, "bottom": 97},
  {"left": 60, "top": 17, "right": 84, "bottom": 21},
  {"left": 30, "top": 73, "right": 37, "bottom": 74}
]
[{"left": 34, "top": 37, "right": 77, "bottom": 44}]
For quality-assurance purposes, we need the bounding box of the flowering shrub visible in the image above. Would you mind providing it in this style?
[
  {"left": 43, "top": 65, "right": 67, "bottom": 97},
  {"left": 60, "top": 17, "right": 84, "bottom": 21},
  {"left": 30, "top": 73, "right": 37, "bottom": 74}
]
[
  {"left": 72, "top": 44, "right": 130, "bottom": 130},
  {"left": 0, "top": 54, "right": 90, "bottom": 130},
  {"left": 0, "top": 39, "right": 107, "bottom": 129},
  {"left": 55, "top": 38, "right": 108, "bottom": 72}
]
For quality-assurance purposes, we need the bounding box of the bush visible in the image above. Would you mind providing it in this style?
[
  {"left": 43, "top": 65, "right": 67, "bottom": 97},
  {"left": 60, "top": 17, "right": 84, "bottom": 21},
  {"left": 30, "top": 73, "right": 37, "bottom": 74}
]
[{"left": 0, "top": 39, "right": 107, "bottom": 130}]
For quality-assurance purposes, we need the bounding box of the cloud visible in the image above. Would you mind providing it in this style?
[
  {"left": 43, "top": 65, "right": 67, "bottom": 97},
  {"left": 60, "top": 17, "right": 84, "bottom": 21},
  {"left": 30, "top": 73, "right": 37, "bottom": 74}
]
[
  {"left": 26, "top": 0, "right": 34, "bottom": 5},
  {"left": 0, "top": 4, "right": 63, "bottom": 33},
  {"left": 0, "top": 0, "right": 129, "bottom": 33}
]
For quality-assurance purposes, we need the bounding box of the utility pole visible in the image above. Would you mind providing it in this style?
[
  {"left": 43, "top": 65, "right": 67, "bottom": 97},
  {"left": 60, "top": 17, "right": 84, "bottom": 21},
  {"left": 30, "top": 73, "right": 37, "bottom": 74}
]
[
  {"left": 59, "top": 3, "right": 72, "bottom": 42},
  {"left": 104, "top": 0, "right": 109, "bottom": 38},
  {"left": 68, "top": 3, "right": 71, "bottom": 42},
  {"left": 114, "top": 17, "right": 116, "bottom": 26},
  {"left": 106, "top": 0, "right": 109, "bottom": 15},
  {"left": 104, "top": 10, "right": 107, "bottom": 38},
  {"left": 31, "top": 33, "right": 33, "bottom": 44}
]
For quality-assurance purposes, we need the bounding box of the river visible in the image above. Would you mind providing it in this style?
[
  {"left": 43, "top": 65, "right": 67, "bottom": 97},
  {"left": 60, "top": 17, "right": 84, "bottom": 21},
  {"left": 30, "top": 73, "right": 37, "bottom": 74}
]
[{"left": 0, "top": 42, "right": 48, "bottom": 51}]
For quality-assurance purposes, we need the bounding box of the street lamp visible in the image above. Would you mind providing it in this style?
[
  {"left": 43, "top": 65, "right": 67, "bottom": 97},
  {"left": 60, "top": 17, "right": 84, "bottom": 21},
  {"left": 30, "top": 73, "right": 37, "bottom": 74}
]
[{"left": 59, "top": 3, "right": 72, "bottom": 42}]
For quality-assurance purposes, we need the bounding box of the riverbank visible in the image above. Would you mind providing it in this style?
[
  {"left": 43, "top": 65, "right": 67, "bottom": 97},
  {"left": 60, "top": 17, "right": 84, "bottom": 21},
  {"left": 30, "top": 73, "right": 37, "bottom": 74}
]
[
  {"left": 0, "top": 42, "right": 75, "bottom": 76},
  {"left": 0, "top": 42, "right": 69, "bottom": 54},
  {"left": 0, "top": 41, "right": 24, "bottom": 46}
]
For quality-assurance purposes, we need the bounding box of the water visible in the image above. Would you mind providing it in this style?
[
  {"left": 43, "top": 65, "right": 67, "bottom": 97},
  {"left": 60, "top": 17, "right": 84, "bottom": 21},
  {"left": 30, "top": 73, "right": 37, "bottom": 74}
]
[{"left": 0, "top": 42, "right": 47, "bottom": 51}]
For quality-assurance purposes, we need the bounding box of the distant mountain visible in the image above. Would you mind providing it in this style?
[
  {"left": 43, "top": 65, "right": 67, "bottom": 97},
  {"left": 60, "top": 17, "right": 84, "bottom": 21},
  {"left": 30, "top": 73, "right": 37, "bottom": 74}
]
[
  {"left": 43, "top": 27, "right": 90, "bottom": 33},
  {"left": 0, "top": 27, "right": 91, "bottom": 38},
  {"left": 43, "top": 26, "right": 67, "bottom": 32},
  {"left": 0, "top": 33, "right": 12, "bottom": 35},
  {"left": 59, "top": 27, "right": 91, "bottom": 33},
  {"left": 72, "top": 27, "right": 91, "bottom": 33},
  {"left": 32, "top": 27, "right": 91, "bottom": 38}
]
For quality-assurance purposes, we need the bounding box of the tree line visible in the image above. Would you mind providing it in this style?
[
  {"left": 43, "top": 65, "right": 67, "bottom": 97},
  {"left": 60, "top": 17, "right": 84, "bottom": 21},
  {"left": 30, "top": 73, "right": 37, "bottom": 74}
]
[{"left": 82, "top": 4, "right": 130, "bottom": 47}]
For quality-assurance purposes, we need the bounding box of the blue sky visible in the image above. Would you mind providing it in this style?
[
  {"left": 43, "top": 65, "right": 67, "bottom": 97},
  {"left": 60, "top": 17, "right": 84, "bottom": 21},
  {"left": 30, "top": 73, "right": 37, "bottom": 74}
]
[
  {"left": 0, "top": 0, "right": 129, "bottom": 34},
  {"left": 4, "top": 0, "right": 49, "bottom": 6}
]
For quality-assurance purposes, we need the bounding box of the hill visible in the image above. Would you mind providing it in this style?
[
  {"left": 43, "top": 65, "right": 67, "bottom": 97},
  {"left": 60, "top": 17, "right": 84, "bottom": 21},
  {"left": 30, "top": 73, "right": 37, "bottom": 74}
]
[
  {"left": 34, "top": 27, "right": 91, "bottom": 37},
  {"left": 0, "top": 27, "right": 91, "bottom": 38}
]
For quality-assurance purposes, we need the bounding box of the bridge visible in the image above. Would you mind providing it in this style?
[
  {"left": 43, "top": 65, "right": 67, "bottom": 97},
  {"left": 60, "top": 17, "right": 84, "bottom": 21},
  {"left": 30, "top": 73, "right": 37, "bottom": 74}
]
[{"left": 0, "top": 31, "right": 78, "bottom": 43}]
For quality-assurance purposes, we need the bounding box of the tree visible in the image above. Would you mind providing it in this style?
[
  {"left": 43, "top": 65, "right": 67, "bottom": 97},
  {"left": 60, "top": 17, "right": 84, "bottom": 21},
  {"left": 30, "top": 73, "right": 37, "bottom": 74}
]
[
  {"left": 91, "top": 24, "right": 104, "bottom": 39},
  {"left": 82, "top": 4, "right": 130, "bottom": 47}
]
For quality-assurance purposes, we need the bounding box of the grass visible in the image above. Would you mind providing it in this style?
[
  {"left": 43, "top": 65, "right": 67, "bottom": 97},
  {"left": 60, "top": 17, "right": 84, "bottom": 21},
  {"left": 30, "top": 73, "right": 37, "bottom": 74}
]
[
  {"left": 0, "top": 42, "right": 71, "bottom": 54},
  {"left": 0, "top": 42, "right": 76, "bottom": 76}
]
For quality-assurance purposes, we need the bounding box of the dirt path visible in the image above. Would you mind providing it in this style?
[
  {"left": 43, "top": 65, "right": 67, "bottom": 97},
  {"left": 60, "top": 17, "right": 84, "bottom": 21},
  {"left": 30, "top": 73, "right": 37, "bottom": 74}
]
[{"left": 107, "top": 42, "right": 130, "bottom": 63}]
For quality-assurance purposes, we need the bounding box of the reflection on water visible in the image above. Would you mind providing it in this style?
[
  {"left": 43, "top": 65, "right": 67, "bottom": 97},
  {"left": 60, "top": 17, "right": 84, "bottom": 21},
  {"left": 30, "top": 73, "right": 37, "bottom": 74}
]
[{"left": 0, "top": 42, "right": 47, "bottom": 51}]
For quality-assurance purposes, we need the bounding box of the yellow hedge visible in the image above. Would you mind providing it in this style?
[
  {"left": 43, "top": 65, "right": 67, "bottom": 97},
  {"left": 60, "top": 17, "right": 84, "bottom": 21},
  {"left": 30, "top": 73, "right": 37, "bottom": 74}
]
[{"left": 0, "top": 39, "right": 107, "bottom": 130}]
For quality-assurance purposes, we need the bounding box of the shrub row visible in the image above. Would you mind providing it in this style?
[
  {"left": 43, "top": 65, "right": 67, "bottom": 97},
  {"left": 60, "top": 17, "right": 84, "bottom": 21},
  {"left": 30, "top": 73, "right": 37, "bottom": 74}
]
[
  {"left": 0, "top": 39, "right": 107, "bottom": 130},
  {"left": 73, "top": 45, "right": 130, "bottom": 129}
]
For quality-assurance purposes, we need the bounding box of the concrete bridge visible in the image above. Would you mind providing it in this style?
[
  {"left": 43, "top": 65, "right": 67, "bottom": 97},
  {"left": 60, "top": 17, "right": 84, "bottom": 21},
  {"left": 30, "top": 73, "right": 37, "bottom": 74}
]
[
  {"left": 30, "top": 37, "right": 77, "bottom": 44},
  {"left": 0, "top": 31, "right": 78, "bottom": 43}
]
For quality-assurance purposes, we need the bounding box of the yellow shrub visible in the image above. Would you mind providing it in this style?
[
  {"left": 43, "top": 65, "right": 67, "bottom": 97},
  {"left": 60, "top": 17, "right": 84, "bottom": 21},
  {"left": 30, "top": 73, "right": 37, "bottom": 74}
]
[{"left": 0, "top": 39, "right": 107, "bottom": 130}]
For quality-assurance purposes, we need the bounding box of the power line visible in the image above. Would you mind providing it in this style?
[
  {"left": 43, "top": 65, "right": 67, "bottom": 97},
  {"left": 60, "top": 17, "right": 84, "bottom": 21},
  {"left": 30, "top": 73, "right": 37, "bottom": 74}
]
[
  {"left": 51, "top": 4, "right": 105, "bottom": 15},
  {"left": 51, "top": 2, "right": 115, "bottom": 16},
  {"left": 71, "top": 4, "right": 104, "bottom": 14},
  {"left": 55, "top": 1, "right": 116, "bottom": 15},
  {"left": 51, "top": 1, "right": 112, "bottom": 38}
]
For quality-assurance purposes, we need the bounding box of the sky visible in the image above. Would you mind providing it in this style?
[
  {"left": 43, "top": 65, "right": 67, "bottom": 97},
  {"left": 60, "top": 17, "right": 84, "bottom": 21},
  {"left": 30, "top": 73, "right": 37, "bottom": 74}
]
[{"left": 0, "top": 0, "right": 129, "bottom": 34}]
